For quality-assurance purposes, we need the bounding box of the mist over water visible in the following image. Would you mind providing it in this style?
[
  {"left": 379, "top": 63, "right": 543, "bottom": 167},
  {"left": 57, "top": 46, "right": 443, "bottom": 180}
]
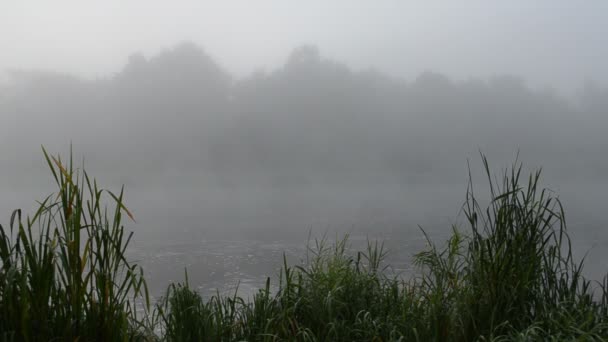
[{"left": 1, "top": 41, "right": 607, "bottom": 297}]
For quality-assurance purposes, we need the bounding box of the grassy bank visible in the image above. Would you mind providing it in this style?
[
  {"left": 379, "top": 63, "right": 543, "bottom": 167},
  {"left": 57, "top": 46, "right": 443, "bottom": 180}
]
[{"left": 1, "top": 149, "right": 607, "bottom": 341}]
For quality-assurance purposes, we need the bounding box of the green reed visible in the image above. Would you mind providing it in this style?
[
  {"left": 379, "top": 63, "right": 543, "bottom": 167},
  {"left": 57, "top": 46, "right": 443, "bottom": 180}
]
[
  {"left": 0, "top": 147, "right": 151, "bottom": 341},
  {"left": 158, "top": 155, "right": 608, "bottom": 341},
  {"left": 2, "top": 148, "right": 608, "bottom": 341}
]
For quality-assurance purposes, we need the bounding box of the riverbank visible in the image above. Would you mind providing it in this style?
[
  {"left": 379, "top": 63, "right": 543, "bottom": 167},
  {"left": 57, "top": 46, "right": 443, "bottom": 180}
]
[{"left": 1, "top": 150, "right": 607, "bottom": 341}]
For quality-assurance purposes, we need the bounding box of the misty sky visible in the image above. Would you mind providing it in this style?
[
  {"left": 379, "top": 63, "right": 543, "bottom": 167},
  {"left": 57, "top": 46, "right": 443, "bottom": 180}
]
[
  {"left": 1, "top": 1, "right": 607, "bottom": 93},
  {"left": 2, "top": 1, "right": 608, "bottom": 287}
]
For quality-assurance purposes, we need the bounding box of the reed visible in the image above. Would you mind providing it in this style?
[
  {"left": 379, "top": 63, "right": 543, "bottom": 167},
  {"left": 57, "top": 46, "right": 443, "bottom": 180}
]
[
  {"left": 2, "top": 148, "right": 607, "bottom": 341},
  {"left": 158, "top": 155, "right": 608, "bottom": 341},
  {"left": 0, "top": 147, "right": 151, "bottom": 341}
]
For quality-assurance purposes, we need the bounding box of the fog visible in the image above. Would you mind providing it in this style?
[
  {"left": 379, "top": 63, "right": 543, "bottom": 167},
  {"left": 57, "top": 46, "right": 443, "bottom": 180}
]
[
  {"left": 2, "top": 1, "right": 608, "bottom": 91},
  {"left": 1, "top": 2, "right": 608, "bottom": 293}
]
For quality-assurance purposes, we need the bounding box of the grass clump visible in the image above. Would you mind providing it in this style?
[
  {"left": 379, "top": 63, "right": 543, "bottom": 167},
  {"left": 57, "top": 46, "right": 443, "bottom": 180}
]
[
  {"left": 0, "top": 148, "right": 150, "bottom": 341},
  {"left": 2, "top": 148, "right": 608, "bottom": 341},
  {"left": 156, "top": 238, "right": 405, "bottom": 341},
  {"left": 411, "top": 156, "right": 608, "bottom": 340},
  {"left": 157, "top": 155, "right": 608, "bottom": 341}
]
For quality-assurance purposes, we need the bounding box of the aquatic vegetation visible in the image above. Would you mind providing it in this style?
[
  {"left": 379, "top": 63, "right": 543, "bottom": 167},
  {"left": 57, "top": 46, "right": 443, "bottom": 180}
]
[
  {"left": 1, "top": 148, "right": 607, "bottom": 341},
  {"left": 0, "top": 147, "right": 151, "bottom": 341},
  {"left": 156, "top": 155, "right": 608, "bottom": 341}
]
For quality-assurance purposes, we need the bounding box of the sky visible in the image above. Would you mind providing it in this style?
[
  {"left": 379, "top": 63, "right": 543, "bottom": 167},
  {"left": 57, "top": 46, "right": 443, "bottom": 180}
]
[{"left": 1, "top": 1, "right": 607, "bottom": 93}]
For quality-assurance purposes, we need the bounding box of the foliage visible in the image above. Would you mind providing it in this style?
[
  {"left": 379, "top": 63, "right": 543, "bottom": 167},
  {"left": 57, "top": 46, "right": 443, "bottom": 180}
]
[
  {"left": 2, "top": 149, "right": 607, "bottom": 341},
  {"left": 0, "top": 147, "right": 151, "bottom": 341}
]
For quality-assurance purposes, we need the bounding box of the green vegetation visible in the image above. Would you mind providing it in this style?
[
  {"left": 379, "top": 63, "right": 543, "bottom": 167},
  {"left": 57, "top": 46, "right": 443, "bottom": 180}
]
[
  {"left": 1, "top": 149, "right": 608, "bottom": 341},
  {"left": 0, "top": 148, "right": 151, "bottom": 341}
]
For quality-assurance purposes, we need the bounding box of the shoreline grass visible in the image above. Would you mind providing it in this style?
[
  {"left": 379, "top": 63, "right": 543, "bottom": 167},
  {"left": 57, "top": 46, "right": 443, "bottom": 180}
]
[
  {"left": 1, "top": 149, "right": 607, "bottom": 341},
  {"left": 0, "top": 148, "right": 151, "bottom": 341}
]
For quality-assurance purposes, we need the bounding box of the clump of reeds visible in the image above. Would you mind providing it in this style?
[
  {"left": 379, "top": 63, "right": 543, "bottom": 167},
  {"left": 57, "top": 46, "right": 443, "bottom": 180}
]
[
  {"left": 156, "top": 155, "right": 608, "bottom": 341},
  {"left": 412, "top": 155, "right": 608, "bottom": 340},
  {"left": 155, "top": 237, "right": 402, "bottom": 341},
  {"left": 0, "top": 147, "right": 151, "bottom": 341}
]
